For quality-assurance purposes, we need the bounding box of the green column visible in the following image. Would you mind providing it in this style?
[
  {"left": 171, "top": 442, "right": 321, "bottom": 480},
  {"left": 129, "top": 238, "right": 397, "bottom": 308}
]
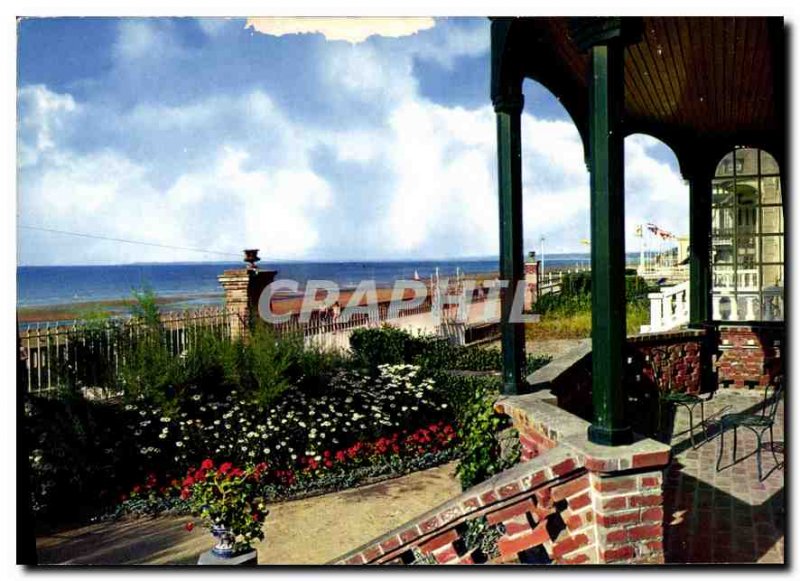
[
  {"left": 689, "top": 170, "right": 712, "bottom": 325},
  {"left": 494, "top": 91, "right": 526, "bottom": 395},
  {"left": 586, "top": 41, "right": 632, "bottom": 446}
]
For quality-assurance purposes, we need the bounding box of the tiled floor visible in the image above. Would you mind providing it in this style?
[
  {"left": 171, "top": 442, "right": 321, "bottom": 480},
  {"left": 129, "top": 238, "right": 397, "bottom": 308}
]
[{"left": 661, "top": 389, "right": 785, "bottom": 564}]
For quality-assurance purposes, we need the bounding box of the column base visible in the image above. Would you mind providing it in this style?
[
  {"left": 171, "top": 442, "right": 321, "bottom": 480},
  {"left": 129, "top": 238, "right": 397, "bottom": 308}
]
[{"left": 587, "top": 423, "right": 633, "bottom": 446}]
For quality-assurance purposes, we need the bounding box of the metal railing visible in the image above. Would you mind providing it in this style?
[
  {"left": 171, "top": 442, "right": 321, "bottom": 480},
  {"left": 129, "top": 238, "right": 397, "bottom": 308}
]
[{"left": 19, "top": 307, "right": 235, "bottom": 394}]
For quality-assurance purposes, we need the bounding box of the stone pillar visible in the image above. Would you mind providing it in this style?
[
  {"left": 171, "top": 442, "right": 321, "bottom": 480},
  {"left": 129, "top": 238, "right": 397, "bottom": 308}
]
[
  {"left": 524, "top": 251, "right": 540, "bottom": 312},
  {"left": 217, "top": 250, "right": 277, "bottom": 340}
]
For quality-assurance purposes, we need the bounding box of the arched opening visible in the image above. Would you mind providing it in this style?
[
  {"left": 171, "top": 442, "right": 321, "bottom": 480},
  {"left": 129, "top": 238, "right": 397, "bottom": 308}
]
[
  {"left": 711, "top": 147, "right": 783, "bottom": 321},
  {"left": 520, "top": 79, "right": 590, "bottom": 268},
  {"left": 623, "top": 134, "right": 689, "bottom": 280}
]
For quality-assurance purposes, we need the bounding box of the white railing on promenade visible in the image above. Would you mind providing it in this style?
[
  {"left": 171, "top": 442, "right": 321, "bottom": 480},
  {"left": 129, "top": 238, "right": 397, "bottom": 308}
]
[{"left": 640, "top": 280, "right": 690, "bottom": 333}]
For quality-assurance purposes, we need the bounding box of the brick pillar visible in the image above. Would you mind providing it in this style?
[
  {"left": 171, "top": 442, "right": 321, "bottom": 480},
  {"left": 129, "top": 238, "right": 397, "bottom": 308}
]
[
  {"left": 524, "top": 251, "right": 540, "bottom": 312},
  {"left": 217, "top": 269, "right": 276, "bottom": 340},
  {"left": 591, "top": 468, "right": 666, "bottom": 564}
]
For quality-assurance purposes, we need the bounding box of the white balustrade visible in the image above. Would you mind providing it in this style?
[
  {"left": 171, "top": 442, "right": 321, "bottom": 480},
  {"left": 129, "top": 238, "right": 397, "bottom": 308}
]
[{"left": 640, "top": 280, "right": 690, "bottom": 333}]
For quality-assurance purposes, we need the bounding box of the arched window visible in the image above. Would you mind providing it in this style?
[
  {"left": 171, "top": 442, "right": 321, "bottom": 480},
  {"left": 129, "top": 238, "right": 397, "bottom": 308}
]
[{"left": 711, "top": 148, "right": 783, "bottom": 321}]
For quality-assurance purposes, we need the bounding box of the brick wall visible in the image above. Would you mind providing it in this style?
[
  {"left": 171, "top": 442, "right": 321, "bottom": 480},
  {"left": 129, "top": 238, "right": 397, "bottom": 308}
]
[
  {"left": 626, "top": 330, "right": 706, "bottom": 395},
  {"left": 333, "top": 395, "right": 670, "bottom": 566},
  {"left": 713, "top": 324, "right": 784, "bottom": 389}
]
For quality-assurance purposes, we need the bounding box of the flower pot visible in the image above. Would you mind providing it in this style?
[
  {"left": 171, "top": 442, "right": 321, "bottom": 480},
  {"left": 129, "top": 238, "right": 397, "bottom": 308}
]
[{"left": 210, "top": 525, "right": 237, "bottom": 558}]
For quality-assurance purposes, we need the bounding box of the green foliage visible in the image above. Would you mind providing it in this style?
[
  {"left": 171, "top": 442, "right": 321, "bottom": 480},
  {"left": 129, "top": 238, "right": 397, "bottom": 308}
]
[
  {"left": 184, "top": 461, "right": 267, "bottom": 552},
  {"left": 349, "top": 325, "right": 410, "bottom": 369},
  {"left": 24, "top": 393, "right": 146, "bottom": 520},
  {"left": 129, "top": 287, "right": 162, "bottom": 327},
  {"left": 462, "top": 516, "right": 504, "bottom": 559},
  {"left": 434, "top": 373, "right": 515, "bottom": 489},
  {"left": 349, "top": 327, "right": 550, "bottom": 375},
  {"left": 240, "top": 325, "right": 295, "bottom": 406}
]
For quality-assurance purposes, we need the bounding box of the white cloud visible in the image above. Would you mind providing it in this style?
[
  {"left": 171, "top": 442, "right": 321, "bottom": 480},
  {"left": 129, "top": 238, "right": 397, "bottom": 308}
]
[
  {"left": 245, "top": 17, "right": 435, "bottom": 44},
  {"left": 17, "top": 20, "right": 689, "bottom": 265}
]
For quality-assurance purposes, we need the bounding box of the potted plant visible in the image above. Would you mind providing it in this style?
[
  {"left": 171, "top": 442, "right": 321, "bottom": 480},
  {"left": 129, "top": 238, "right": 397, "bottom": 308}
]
[{"left": 182, "top": 459, "right": 268, "bottom": 559}]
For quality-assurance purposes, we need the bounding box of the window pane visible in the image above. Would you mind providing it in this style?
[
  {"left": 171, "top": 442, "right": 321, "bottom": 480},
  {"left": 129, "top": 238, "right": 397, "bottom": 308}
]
[
  {"left": 761, "top": 235, "right": 784, "bottom": 264},
  {"left": 761, "top": 150, "right": 780, "bottom": 174},
  {"left": 715, "top": 152, "right": 735, "bottom": 177},
  {"left": 712, "top": 266, "right": 735, "bottom": 289},
  {"left": 761, "top": 176, "right": 782, "bottom": 204},
  {"left": 712, "top": 178, "right": 735, "bottom": 205},
  {"left": 761, "top": 207, "right": 783, "bottom": 234},
  {"left": 712, "top": 206, "right": 735, "bottom": 237},
  {"left": 735, "top": 148, "right": 759, "bottom": 176},
  {"left": 761, "top": 265, "right": 783, "bottom": 321},
  {"left": 738, "top": 294, "right": 760, "bottom": 321}
]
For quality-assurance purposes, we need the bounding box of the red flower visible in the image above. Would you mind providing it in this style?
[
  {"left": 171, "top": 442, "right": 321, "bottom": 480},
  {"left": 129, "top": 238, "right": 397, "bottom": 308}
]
[
  {"left": 201, "top": 459, "right": 214, "bottom": 470},
  {"left": 252, "top": 512, "right": 261, "bottom": 522},
  {"left": 180, "top": 487, "right": 191, "bottom": 500},
  {"left": 335, "top": 451, "right": 346, "bottom": 463},
  {"left": 182, "top": 475, "right": 195, "bottom": 487},
  {"left": 132, "top": 484, "right": 142, "bottom": 494},
  {"left": 219, "top": 462, "right": 233, "bottom": 475},
  {"left": 185, "top": 522, "right": 194, "bottom": 531}
]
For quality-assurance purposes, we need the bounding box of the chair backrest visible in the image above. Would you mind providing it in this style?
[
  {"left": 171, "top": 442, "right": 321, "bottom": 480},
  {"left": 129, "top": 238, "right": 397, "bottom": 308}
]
[
  {"left": 646, "top": 346, "right": 671, "bottom": 390},
  {"left": 764, "top": 378, "right": 784, "bottom": 422}
]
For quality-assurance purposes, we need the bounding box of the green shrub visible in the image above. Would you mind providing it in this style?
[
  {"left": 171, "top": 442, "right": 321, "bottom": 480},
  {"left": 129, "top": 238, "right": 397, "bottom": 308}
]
[
  {"left": 349, "top": 325, "right": 411, "bottom": 369},
  {"left": 434, "top": 373, "right": 517, "bottom": 489}
]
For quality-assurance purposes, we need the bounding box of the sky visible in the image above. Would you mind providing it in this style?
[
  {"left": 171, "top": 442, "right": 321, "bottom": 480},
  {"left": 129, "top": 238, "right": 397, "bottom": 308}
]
[{"left": 17, "top": 17, "right": 689, "bottom": 266}]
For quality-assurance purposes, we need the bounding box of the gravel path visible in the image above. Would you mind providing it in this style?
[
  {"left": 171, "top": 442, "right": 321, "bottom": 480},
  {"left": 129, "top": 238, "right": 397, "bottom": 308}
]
[{"left": 35, "top": 462, "right": 461, "bottom": 565}]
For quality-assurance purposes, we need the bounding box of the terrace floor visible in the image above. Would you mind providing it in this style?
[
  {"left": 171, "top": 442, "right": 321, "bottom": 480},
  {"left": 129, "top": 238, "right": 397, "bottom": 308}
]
[{"left": 662, "top": 388, "right": 785, "bottom": 564}]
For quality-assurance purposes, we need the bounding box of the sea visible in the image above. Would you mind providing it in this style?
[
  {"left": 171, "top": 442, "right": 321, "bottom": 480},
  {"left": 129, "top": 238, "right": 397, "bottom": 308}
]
[{"left": 17, "top": 254, "right": 597, "bottom": 311}]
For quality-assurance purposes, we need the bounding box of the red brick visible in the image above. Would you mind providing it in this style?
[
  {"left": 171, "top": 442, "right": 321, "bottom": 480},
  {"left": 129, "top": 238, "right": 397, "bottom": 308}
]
[
  {"left": 419, "top": 516, "right": 440, "bottom": 534},
  {"left": 379, "top": 535, "right": 401, "bottom": 553},
  {"left": 605, "top": 528, "right": 629, "bottom": 544},
  {"left": 629, "top": 494, "right": 662, "bottom": 508},
  {"left": 420, "top": 529, "right": 458, "bottom": 553},
  {"left": 640, "top": 476, "right": 661, "bottom": 488},
  {"left": 599, "top": 495, "right": 628, "bottom": 511},
  {"left": 593, "top": 476, "right": 637, "bottom": 493},
  {"left": 596, "top": 510, "right": 640, "bottom": 527},
  {"left": 601, "top": 545, "right": 635, "bottom": 563},
  {"left": 552, "top": 458, "right": 578, "bottom": 476},
  {"left": 497, "top": 522, "right": 550, "bottom": 556},
  {"left": 584, "top": 457, "right": 610, "bottom": 472},
  {"left": 559, "top": 552, "right": 590, "bottom": 564},
  {"left": 502, "top": 515, "right": 533, "bottom": 536},
  {"left": 645, "top": 540, "right": 664, "bottom": 553},
  {"left": 552, "top": 533, "right": 590, "bottom": 558},
  {"left": 433, "top": 545, "right": 459, "bottom": 564},
  {"left": 362, "top": 545, "right": 382, "bottom": 562},
  {"left": 343, "top": 554, "right": 365, "bottom": 565},
  {"left": 399, "top": 527, "right": 420, "bottom": 544},
  {"left": 497, "top": 482, "right": 522, "bottom": 498},
  {"left": 534, "top": 487, "right": 552, "bottom": 508},
  {"left": 486, "top": 500, "right": 533, "bottom": 525},
  {"left": 551, "top": 475, "right": 590, "bottom": 502},
  {"left": 480, "top": 490, "right": 499, "bottom": 505},
  {"left": 641, "top": 507, "right": 664, "bottom": 523},
  {"left": 461, "top": 496, "right": 481, "bottom": 510},
  {"left": 629, "top": 524, "right": 661, "bottom": 541},
  {"left": 522, "top": 470, "right": 548, "bottom": 490},
  {"left": 458, "top": 554, "right": 475, "bottom": 565}
]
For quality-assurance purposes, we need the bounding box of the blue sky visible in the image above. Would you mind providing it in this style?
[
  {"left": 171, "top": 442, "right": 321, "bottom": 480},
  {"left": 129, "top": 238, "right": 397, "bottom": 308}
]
[{"left": 17, "top": 17, "right": 688, "bottom": 265}]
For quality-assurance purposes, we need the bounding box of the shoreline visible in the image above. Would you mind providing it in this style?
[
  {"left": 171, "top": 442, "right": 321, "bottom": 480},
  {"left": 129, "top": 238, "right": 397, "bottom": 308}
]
[{"left": 18, "top": 271, "right": 503, "bottom": 324}]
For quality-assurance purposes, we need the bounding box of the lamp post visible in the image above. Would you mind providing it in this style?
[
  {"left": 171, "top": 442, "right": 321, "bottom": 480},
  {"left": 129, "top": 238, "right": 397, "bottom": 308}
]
[{"left": 540, "top": 235, "right": 546, "bottom": 275}]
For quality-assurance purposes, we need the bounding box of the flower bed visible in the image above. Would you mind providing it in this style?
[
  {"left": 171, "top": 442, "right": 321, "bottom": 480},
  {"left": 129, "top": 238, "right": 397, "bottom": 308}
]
[{"left": 26, "top": 324, "right": 551, "bottom": 525}]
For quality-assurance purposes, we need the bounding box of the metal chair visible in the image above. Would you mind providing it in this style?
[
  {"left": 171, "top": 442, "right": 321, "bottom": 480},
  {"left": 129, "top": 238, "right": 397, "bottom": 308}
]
[
  {"left": 716, "top": 378, "right": 784, "bottom": 481},
  {"left": 649, "top": 347, "right": 709, "bottom": 448}
]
